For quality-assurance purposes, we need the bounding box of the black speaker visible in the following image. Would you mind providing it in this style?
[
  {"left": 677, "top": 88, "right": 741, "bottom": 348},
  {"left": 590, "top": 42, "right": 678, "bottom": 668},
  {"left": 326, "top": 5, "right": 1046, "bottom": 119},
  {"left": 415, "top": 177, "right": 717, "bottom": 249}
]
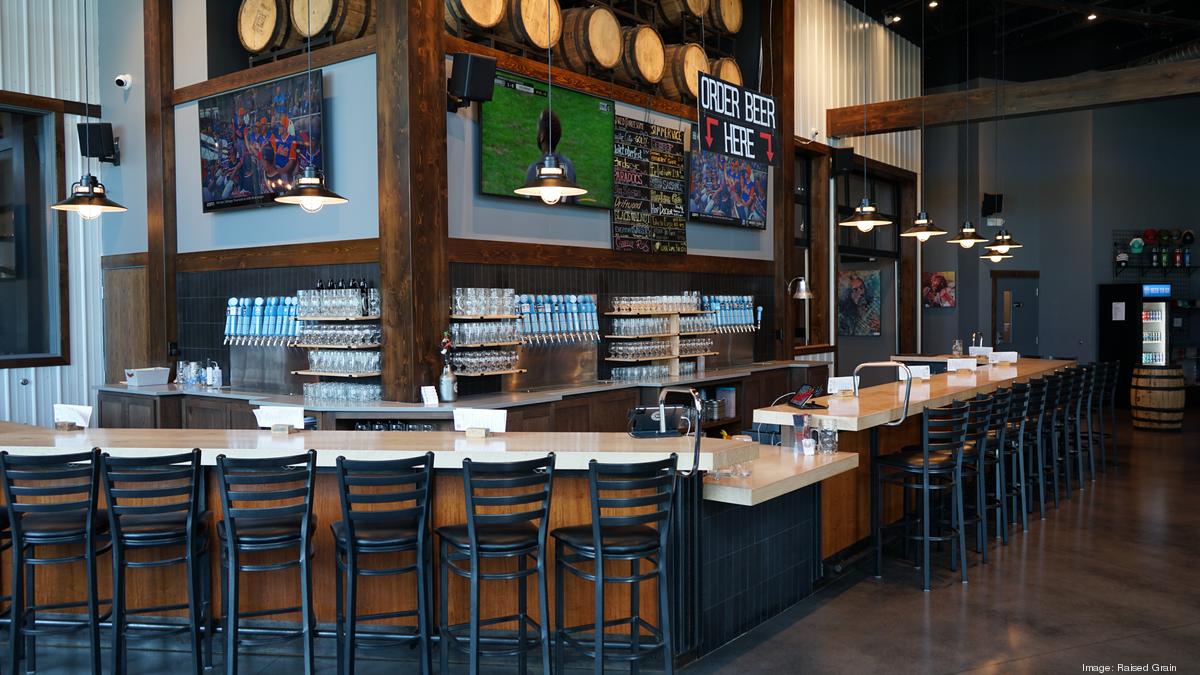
[
  {"left": 448, "top": 53, "right": 497, "bottom": 112},
  {"left": 982, "top": 192, "right": 1003, "bottom": 217},
  {"left": 76, "top": 122, "right": 119, "bottom": 165},
  {"left": 832, "top": 147, "right": 855, "bottom": 174}
]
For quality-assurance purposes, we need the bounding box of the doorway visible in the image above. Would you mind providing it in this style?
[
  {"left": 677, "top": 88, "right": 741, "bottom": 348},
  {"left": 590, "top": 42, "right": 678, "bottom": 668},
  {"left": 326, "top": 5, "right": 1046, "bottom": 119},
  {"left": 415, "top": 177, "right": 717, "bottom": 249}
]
[{"left": 991, "top": 271, "right": 1040, "bottom": 356}]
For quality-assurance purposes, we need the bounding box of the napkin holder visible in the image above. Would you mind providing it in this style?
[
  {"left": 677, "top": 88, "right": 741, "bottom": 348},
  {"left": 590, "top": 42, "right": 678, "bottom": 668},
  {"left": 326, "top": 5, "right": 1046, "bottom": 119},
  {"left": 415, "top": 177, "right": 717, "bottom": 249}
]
[
  {"left": 54, "top": 421, "right": 82, "bottom": 432},
  {"left": 271, "top": 424, "right": 300, "bottom": 435},
  {"left": 465, "top": 427, "right": 491, "bottom": 439}
]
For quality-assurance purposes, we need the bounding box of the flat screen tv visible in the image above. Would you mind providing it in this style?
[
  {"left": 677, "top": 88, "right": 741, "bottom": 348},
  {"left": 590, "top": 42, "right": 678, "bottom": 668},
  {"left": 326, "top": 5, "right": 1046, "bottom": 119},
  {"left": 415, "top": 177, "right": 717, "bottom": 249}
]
[
  {"left": 479, "top": 71, "right": 614, "bottom": 209},
  {"left": 687, "top": 130, "right": 768, "bottom": 229},
  {"left": 198, "top": 70, "right": 325, "bottom": 212}
]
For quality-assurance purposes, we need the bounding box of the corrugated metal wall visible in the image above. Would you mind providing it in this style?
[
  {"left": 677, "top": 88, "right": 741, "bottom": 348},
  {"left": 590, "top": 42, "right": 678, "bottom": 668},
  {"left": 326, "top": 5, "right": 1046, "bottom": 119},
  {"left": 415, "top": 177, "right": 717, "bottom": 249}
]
[
  {"left": 794, "top": 0, "right": 922, "bottom": 172},
  {"left": 0, "top": 0, "right": 106, "bottom": 426}
]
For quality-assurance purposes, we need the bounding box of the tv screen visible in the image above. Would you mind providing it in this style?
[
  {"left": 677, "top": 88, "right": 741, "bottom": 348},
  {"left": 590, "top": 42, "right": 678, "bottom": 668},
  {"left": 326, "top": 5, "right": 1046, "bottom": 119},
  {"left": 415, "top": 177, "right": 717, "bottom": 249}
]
[
  {"left": 687, "top": 130, "right": 768, "bottom": 229},
  {"left": 199, "top": 70, "right": 324, "bottom": 212},
  {"left": 479, "top": 71, "right": 614, "bottom": 209}
]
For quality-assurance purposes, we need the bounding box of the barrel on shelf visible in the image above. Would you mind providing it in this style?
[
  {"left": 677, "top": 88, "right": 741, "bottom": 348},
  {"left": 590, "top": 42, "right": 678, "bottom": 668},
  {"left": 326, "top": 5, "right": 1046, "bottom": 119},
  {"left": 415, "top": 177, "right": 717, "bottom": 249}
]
[
  {"left": 660, "top": 43, "right": 709, "bottom": 102},
  {"left": 444, "top": 0, "right": 506, "bottom": 32},
  {"left": 495, "top": 0, "right": 562, "bottom": 50},
  {"left": 290, "top": 0, "right": 374, "bottom": 43},
  {"left": 709, "top": 57, "right": 742, "bottom": 86},
  {"left": 706, "top": 0, "right": 744, "bottom": 34},
  {"left": 657, "top": 0, "right": 710, "bottom": 26},
  {"left": 238, "top": 0, "right": 303, "bottom": 54},
  {"left": 555, "top": 6, "right": 621, "bottom": 73},
  {"left": 613, "top": 24, "right": 665, "bottom": 87},
  {"left": 1130, "top": 366, "right": 1185, "bottom": 431}
]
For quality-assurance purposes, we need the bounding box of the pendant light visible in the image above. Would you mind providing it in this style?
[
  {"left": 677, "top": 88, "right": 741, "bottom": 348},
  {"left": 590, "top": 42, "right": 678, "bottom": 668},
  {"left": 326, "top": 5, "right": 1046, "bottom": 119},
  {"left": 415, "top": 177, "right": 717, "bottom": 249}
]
[
  {"left": 514, "top": 0, "right": 586, "bottom": 205},
  {"left": 901, "top": 2, "right": 945, "bottom": 244},
  {"left": 984, "top": 224, "right": 1023, "bottom": 254},
  {"left": 840, "top": 1, "right": 892, "bottom": 233},
  {"left": 946, "top": 221, "right": 987, "bottom": 248},
  {"left": 980, "top": 250, "right": 1013, "bottom": 263},
  {"left": 980, "top": 3, "right": 1021, "bottom": 261},
  {"left": 52, "top": 0, "right": 127, "bottom": 221},
  {"left": 276, "top": 0, "right": 348, "bottom": 213}
]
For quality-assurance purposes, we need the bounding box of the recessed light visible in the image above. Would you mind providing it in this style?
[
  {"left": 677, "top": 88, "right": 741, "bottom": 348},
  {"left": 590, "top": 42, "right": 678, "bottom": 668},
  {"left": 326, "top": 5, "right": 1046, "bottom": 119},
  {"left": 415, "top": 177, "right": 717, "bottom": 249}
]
[
  {"left": 885, "top": 12, "right": 901, "bottom": 24},
  {"left": 1087, "top": 12, "right": 1098, "bottom": 20},
  {"left": 928, "top": 0, "right": 939, "bottom": 7}
]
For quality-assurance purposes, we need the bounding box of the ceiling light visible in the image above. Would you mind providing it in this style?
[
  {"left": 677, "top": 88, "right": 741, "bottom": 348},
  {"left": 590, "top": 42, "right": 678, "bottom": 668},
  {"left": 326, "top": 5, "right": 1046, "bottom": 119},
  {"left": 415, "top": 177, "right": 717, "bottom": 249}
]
[
  {"left": 52, "top": 174, "right": 127, "bottom": 220},
  {"left": 276, "top": 166, "right": 348, "bottom": 213},
  {"left": 946, "top": 221, "right": 988, "bottom": 249},
  {"left": 984, "top": 228, "right": 1024, "bottom": 254},
  {"left": 1087, "top": 12, "right": 1098, "bottom": 20},
  {"left": 515, "top": 155, "right": 587, "bottom": 205},
  {"left": 787, "top": 276, "right": 814, "bottom": 300},
  {"left": 928, "top": 0, "right": 938, "bottom": 7},
  {"left": 901, "top": 211, "right": 947, "bottom": 243},
  {"left": 840, "top": 198, "right": 893, "bottom": 233},
  {"left": 885, "top": 12, "right": 901, "bottom": 24}
]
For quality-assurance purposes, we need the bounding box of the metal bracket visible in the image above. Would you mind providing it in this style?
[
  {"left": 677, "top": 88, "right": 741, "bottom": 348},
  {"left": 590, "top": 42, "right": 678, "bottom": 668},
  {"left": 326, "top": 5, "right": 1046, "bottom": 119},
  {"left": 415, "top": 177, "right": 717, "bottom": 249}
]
[{"left": 852, "top": 361, "right": 912, "bottom": 427}]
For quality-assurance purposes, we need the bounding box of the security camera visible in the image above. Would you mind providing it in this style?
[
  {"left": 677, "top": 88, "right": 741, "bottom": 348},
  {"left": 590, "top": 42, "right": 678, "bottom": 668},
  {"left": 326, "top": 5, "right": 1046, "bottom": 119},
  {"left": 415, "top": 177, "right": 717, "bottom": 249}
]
[{"left": 114, "top": 74, "right": 133, "bottom": 89}]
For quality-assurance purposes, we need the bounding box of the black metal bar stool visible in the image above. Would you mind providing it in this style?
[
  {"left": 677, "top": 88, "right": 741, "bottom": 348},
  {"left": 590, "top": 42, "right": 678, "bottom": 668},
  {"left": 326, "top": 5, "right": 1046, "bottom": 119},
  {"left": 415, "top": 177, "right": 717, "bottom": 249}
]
[
  {"left": 1045, "top": 371, "right": 1073, "bottom": 501},
  {"left": 437, "top": 454, "right": 555, "bottom": 675},
  {"left": 1103, "top": 360, "right": 1121, "bottom": 467},
  {"left": 999, "top": 385, "right": 1032, "bottom": 533},
  {"left": 333, "top": 452, "right": 435, "bottom": 675},
  {"left": 956, "top": 394, "right": 996, "bottom": 562},
  {"left": 0, "top": 448, "right": 112, "bottom": 675},
  {"left": 552, "top": 454, "right": 679, "bottom": 675},
  {"left": 101, "top": 449, "right": 213, "bottom": 675},
  {"left": 1089, "top": 361, "right": 1113, "bottom": 473},
  {"left": 215, "top": 450, "right": 318, "bottom": 675},
  {"left": 981, "top": 388, "right": 1013, "bottom": 545},
  {"left": 1061, "top": 367, "right": 1087, "bottom": 492},
  {"left": 875, "top": 400, "right": 971, "bottom": 591}
]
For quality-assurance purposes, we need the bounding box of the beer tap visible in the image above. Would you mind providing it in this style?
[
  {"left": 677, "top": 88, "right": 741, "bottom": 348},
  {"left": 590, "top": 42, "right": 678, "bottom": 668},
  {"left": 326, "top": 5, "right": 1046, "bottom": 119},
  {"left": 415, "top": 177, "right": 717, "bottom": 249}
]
[
  {"left": 251, "top": 298, "right": 265, "bottom": 346},
  {"left": 224, "top": 298, "right": 237, "bottom": 345}
]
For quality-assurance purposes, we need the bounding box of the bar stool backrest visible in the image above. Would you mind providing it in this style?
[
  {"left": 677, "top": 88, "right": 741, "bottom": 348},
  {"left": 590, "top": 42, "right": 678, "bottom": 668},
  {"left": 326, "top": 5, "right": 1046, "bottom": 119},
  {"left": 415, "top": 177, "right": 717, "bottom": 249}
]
[
  {"left": 1008, "top": 382, "right": 1033, "bottom": 430},
  {"left": 920, "top": 400, "right": 970, "bottom": 463},
  {"left": 101, "top": 450, "right": 202, "bottom": 542},
  {"left": 335, "top": 452, "right": 434, "bottom": 544},
  {"left": 462, "top": 454, "right": 556, "bottom": 550},
  {"left": 1022, "top": 378, "right": 1047, "bottom": 423},
  {"left": 1106, "top": 361, "right": 1120, "bottom": 402},
  {"left": 216, "top": 450, "right": 317, "bottom": 542},
  {"left": 587, "top": 454, "right": 679, "bottom": 556},
  {"left": 0, "top": 449, "right": 100, "bottom": 541},
  {"left": 989, "top": 388, "right": 1013, "bottom": 441},
  {"left": 965, "top": 394, "right": 995, "bottom": 455}
]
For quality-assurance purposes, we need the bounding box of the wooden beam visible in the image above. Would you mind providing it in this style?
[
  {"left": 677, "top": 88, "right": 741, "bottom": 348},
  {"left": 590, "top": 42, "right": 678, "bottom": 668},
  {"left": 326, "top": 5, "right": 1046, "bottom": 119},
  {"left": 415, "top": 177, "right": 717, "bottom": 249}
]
[
  {"left": 767, "top": 0, "right": 796, "bottom": 360},
  {"left": 378, "top": 0, "right": 449, "bottom": 401},
  {"left": 176, "top": 239, "right": 380, "bottom": 273},
  {"left": 101, "top": 252, "right": 148, "bottom": 270},
  {"left": 144, "top": 0, "right": 176, "bottom": 366},
  {"left": 827, "top": 58, "right": 1200, "bottom": 138},
  {"left": 0, "top": 90, "right": 101, "bottom": 117},
  {"left": 448, "top": 239, "right": 773, "bottom": 276}
]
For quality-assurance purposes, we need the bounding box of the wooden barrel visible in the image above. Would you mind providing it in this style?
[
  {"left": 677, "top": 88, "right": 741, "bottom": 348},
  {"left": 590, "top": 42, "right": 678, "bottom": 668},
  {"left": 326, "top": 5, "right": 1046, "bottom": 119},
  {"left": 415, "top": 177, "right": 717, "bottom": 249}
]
[
  {"left": 444, "top": 0, "right": 506, "bottom": 32},
  {"left": 709, "top": 57, "right": 742, "bottom": 86},
  {"left": 706, "top": 0, "right": 743, "bottom": 33},
  {"left": 660, "top": 43, "right": 709, "bottom": 101},
  {"left": 1130, "top": 366, "right": 1185, "bottom": 431},
  {"left": 496, "top": 0, "right": 562, "bottom": 50},
  {"left": 238, "top": 0, "right": 303, "bottom": 54},
  {"left": 613, "top": 25, "right": 665, "bottom": 87},
  {"left": 555, "top": 7, "right": 621, "bottom": 72},
  {"left": 290, "top": 0, "right": 374, "bottom": 42},
  {"left": 657, "top": 0, "right": 710, "bottom": 26}
]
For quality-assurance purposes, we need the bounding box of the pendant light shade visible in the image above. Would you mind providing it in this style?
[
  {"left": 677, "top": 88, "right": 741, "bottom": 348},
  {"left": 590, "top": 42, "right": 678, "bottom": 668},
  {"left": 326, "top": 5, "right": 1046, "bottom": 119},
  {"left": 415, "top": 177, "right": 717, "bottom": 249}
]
[
  {"left": 946, "top": 221, "right": 987, "bottom": 248},
  {"left": 787, "top": 276, "right": 814, "bottom": 300},
  {"left": 52, "top": 174, "right": 127, "bottom": 220},
  {"left": 276, "top": 166, "right": 348, "bottom": 213},
  {"left": 980, "top": 251, "right": 1013, "bottom": 263},
  {"left": 900, "top": 211, "right": 946, "bottom": 243},
  {"left": 840, "top": 197, "right": 893, "bottom": 232},
  {"left": 514, "top": 154, "right": 587, "bottom": 205},
  {"left": 984, "top": 228, "right": 1023, "bottom": 254}
]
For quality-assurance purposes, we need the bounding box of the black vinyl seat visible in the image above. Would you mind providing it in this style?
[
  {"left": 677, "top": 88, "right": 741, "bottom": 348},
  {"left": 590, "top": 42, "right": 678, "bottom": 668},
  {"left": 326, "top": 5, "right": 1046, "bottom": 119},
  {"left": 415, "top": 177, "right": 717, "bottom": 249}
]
[
  {"left": 0, "top": 449, "right": 112, "bottom": 675},
  {"left": 102, "top": 450, "right": 213, "bottom": 675},
  {"left": 216, "top": 513, "right": 313, "bottom": 545},
  {"left": 333, "top": 453, "right": 435, "bottom": 675},
  {"left": 551, "top": 524, "right": 661, "bottom": 554},
  {"left": 436, "top": 522, "right": 540, "bottom": 552}
]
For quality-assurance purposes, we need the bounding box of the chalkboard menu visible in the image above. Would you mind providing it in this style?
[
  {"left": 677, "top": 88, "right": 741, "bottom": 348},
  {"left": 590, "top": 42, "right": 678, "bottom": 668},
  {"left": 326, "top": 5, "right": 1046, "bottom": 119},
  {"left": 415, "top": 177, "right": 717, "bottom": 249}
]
[{"left": 611, "top": 116, "right": 688, "bottom": 254}]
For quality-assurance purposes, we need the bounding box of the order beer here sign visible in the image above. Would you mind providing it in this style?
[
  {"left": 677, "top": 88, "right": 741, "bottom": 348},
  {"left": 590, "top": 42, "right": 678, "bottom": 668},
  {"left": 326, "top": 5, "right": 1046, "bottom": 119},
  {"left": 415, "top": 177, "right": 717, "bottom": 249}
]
[{"left": 696, "top": 72, "right": 780, "bottom": 166}]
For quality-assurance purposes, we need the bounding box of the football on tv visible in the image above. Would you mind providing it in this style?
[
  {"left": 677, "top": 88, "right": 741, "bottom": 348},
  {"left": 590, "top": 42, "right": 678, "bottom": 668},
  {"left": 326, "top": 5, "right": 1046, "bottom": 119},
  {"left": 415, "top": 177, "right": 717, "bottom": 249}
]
[
  {"left": 688, "top": 130, "right": 768, "bottom": 229},
  {"left": 198, "top": 70, "right": 325, "bottom": 212},
  {"left": 479, "top": 71, "right": 614, "bottom": 209}
]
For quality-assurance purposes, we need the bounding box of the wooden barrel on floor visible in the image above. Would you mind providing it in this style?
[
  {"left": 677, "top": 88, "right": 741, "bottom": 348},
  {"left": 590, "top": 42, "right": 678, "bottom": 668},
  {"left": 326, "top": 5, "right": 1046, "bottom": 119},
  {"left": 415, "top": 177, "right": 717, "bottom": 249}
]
[
  {"left": 1130, "top": 366, "right": 1185, "bottom": 431},
  {"left": 444, "top": 0, "right": 506, "bottom": 32},
  {"left": 660, "top": 43, "right": 709, "bottom": 101},
  {"left": 496, "top": 0, "right": 562, "bottom": 50},
  {"left": 555, "top": 6, "right": 621, "bottom": 72},
  {"left": 657, "top": 0, "right": 709, "bottom": 26},
  {"left": 290, "top": 0, "right": 374, "bottom": 43},
  {"left": 238, "top": 0, "right": 303, "bottom": 54},
  {"left": 613, "top": 24, "right": 665, "bottom": 87},
  {"left": 706, "top": 0, "right": 743, "bottom": 34},
  {"left": 709, "top": 57, "right": 742, "bottom": 85}
]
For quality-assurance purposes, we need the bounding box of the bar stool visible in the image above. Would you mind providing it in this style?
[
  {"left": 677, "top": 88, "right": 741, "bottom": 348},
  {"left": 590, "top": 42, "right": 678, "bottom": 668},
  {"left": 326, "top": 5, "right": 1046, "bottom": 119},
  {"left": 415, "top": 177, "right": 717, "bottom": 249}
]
[
  {"left": 333, "top": 453, "right": 434, "bottom": 675},
  {"left": 552, "top": 455, "right": 679, "bottom": 675},
  {"left": 101, "top": 450, "right": 213, "bottom": 675},
  {"left": 875, "top": 400, "right": 971, "bottom": 591},
  {"left": 437, "top": 454, "right": 555, "bottom": 675},
  {"left": 1103, "top": 360, "right": 1121, "bottom": 467},
  {"left": 1045, "top": 371, "right": 1073, "bottom": 500},
  {"left": 999, "top": 385, "right": 1031, "bottom": 533},
  {"left": 1020, "top": 377, "right": 1054, "bottom": 517},
  {"left": 215, "top": 451, "right": 318, "bottom": 675},
  {"left": 1060, "top": 367, "right": 1086, "bottom": 492},
  {"left": 0, "top": 449, "right": 111, "bottom": 675},
  {"left": 1089, "top": 361, "right": 1113, "bottom": 473},
  {"left": 956, "top": 394, "right": 996, "bottom": 561},
  {"left": 981, "top": 388, "right": 1013, "bottom": 545}
]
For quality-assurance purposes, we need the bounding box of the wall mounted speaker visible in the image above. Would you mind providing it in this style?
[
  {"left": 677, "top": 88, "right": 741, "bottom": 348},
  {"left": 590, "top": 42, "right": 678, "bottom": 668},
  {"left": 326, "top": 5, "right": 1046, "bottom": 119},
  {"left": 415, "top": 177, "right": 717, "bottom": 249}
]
[
  {"left": 448, "top": 53, "right": 497, "bottom": 112},
  {"left": 76, "top": 122, "right": 119, "bottom": 165},
  {"left": 832, "top": 147, "right": 855, "bottom": 174}
]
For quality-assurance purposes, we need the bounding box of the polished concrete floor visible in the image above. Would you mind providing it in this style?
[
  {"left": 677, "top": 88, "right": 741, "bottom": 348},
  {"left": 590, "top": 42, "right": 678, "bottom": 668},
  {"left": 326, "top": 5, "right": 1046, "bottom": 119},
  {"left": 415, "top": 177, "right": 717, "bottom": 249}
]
[{"left": 28, "top": 412, "right": 1200, "bottom": 673}]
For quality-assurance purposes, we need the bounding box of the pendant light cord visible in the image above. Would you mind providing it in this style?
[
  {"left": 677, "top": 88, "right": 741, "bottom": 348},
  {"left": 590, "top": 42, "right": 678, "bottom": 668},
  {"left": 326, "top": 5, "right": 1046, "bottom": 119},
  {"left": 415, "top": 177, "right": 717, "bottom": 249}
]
[
  {"left": 83, "top": 0, "right": 91, "bottom": 179},
  {"left": 962, "top": 0, "right": 970, "bottom": 224},
  {"left": 919, "top": 0, "right": 925, "bottom": 212},
  {"left": 862, "top": 0, "right": 869, "bottom": 199}
]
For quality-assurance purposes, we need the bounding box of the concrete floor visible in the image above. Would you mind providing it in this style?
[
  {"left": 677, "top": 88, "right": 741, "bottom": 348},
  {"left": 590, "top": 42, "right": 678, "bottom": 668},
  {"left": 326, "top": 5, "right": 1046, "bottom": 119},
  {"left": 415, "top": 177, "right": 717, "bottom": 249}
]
[{"left": 28, "top": 412, "right": 1200, "bottom": 673}]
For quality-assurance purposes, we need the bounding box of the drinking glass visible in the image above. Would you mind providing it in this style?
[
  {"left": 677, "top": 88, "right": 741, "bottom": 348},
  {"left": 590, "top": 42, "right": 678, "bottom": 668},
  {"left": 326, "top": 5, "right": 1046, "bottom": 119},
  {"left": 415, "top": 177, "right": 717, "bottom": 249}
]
[{"left": 952, "top": 339, "right": 964, "bottom": 357}]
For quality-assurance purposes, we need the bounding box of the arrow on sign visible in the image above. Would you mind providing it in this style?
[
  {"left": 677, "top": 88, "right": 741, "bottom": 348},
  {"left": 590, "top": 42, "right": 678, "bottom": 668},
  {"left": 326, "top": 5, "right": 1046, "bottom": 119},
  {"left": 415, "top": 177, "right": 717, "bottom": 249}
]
[
  {"left": 705, "top": 117, "right": 719, "bottom": 148},
  {"left": 759, "top": 132, "right": 774, "bottom": 162}
]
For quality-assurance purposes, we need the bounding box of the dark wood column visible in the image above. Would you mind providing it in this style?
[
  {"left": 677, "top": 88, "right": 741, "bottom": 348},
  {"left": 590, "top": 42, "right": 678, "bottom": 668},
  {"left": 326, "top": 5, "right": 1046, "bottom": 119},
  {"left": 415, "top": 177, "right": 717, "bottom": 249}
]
[
  {"left": 765, "top": 0, "right": 796, "bottom": 359},
  {"left": 377, "top": 0, "right": 449, "bottom": 401},
  {"left": 808, "top": 149, "right": 831, "bottom": 346},
  {"left": 144, "top": 0, "right": 176, "bottom": 366},
  {"left": 898, "top": 180, "right": 918, "bottom": 354}
]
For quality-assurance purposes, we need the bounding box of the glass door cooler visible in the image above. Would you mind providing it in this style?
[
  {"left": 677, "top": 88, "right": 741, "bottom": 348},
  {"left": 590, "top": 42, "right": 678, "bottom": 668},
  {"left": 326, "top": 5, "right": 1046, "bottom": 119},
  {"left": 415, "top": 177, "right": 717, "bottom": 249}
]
[{"left": 1141, "top": 283, "right": 1171, "bottom": 366}]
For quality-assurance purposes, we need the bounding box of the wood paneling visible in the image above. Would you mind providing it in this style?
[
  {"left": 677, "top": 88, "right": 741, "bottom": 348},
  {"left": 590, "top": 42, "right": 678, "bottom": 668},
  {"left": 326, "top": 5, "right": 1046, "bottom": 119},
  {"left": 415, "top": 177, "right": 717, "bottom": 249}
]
[
  {"left": 449, "top": 238, "right": 773, "bottom": 277},
  {"left": 827, "top": 58, "right": 1200, "bottom": 138},
  {"left": 144, "top": 0, "right": 176, "bottom": 366},
  {"left": 766, "top": 0, "right": 795, "bottom": 359},
  {"left": 171, "top": 35, "right": 378, "bottom": 105},
  {"left": 0, "top": 89, "right": 101, "bottom": 117},
  {"left": 898, "top": 179, "right": 918, "bottom": 354},
  {"left": 101, "top": 252, "right": 148, "bottom": 269},
  {"left": 378, "top": 0, "right": 450, "bottom": 401},
  {"left": 176, "top": 238, "right": 380, "bottom": 273},
  {"left": 807, "top": 149, "right": 831, "bottom": 346},
  {"left": 444, "top": 35, "right": 693, "bottom": 121},
  {"left": 102, "top": 266, "right": 149, "bottom": 384}
]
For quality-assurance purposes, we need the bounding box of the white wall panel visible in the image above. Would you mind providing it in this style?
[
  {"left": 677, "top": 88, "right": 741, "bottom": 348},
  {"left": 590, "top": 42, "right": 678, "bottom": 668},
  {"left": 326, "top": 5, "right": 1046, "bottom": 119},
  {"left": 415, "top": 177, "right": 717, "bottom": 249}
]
[{"left": 0, "top": 0, "right": 107, "bottom": 426}]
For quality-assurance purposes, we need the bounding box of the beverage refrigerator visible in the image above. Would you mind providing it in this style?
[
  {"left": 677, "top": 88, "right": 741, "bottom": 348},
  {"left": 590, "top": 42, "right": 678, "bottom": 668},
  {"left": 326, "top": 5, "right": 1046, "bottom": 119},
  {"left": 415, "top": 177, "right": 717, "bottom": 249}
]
[{"left": 1098, "top": 283, "right": 1173, "bottom": 405}]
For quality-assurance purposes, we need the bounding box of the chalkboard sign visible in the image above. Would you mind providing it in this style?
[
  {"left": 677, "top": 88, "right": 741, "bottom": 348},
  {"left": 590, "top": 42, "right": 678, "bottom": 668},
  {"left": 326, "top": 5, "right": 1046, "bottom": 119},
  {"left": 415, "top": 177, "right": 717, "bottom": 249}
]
[{"left": 611, "top": 116, "right": 688, "bottom": 254}]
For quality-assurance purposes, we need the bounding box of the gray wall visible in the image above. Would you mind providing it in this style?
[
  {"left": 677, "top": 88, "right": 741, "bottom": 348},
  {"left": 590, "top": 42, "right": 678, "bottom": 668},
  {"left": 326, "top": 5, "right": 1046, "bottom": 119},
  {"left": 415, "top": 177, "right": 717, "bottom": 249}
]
[{"left": 98, "top": 0, "right": 148, "bottom": 255}]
